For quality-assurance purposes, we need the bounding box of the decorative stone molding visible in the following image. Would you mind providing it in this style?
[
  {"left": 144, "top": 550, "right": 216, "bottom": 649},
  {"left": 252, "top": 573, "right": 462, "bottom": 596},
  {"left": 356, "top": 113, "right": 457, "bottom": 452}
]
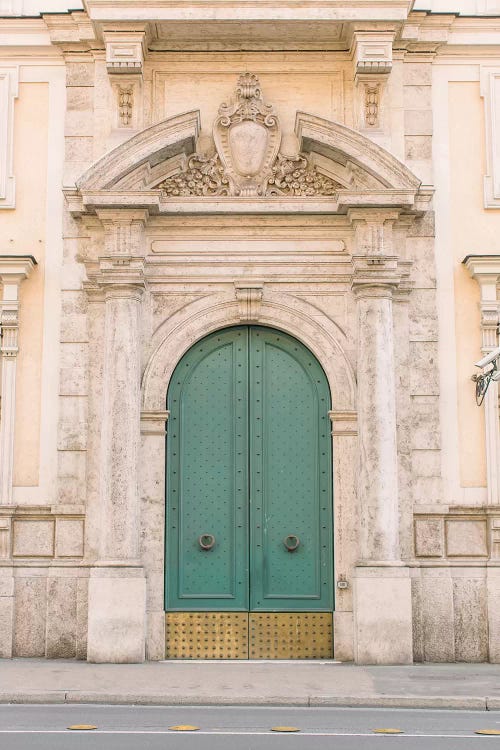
[
  {"left": 104, "top": 31, "right": 146, "bottom": 75},
  {"left": 141, "top": 291, "right": 356, "bottom": 414},
  {"left": 464, "top": 255, "right": 500, "bottom": 506},
  {"left": 140, "top": 410, "right": 169, "bottom": 436},
  {"left": 328, "top": 410, "right": 358, "bottom": 437},
  {"left": 72, "top": 108, "right": 424, "bottom": 217},
  {"left": 0, "top": 66, "right": 18, "bottom": 209},
  {"left": 0, "top": 505, "right": 84, "bottom": 560},
  {"left": 364, "top": 83, "right": 380, "bottom": 128},
  {"left": 234, "top": 283, "right": 264, "bottom": 322},
  {"left": 117, "top": 83, "right": 133, "bottom": 127},
  {"left": 96, "top": 209, "right": 149, "bottom": 259},
  {"left": 348, "top": 209, "right": 400, "bottom": 254},
  {"left": 480, "top": 67, "right": 500, "bottom": 208},
  {"left": 0, "top": 256, "right": 37, "bottom": 505},
  {"left": 352, "top": 31, "right": 394, "bottom": 78},
  {"left": 414, "top": 507, "right": 500, "bottom": 561},
  {"left": 156, "top": 74, "right": 342, "bottom": 198}
]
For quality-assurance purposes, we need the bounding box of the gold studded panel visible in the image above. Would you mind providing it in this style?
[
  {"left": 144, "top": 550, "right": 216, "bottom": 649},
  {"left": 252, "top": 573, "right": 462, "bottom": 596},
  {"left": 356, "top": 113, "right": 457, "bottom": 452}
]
[
  {"left": 249, "top": 613, "right": 333, "bottom": 659},
  {"left": 165, "top": 612, "right": 249, "bottom": 659}
]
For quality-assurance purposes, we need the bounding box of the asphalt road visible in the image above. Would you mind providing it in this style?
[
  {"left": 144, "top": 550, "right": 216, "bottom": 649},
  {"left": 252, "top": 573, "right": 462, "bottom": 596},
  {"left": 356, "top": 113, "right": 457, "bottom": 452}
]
[{"left": 1, "top": 705, "right": 500, "bottom": 749}]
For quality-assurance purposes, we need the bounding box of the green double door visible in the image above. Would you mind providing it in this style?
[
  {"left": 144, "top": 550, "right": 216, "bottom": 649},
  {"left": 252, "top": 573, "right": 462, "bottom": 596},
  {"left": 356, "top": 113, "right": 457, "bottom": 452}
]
[{"left": 165, "top": 326, "right": 333, "bottom": 617}]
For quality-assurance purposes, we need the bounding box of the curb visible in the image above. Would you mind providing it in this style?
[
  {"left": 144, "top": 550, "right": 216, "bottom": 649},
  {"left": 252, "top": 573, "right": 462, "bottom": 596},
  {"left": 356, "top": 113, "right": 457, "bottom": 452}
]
[{"left": 0, "top": 693, "right": 490, "bottom": 710}]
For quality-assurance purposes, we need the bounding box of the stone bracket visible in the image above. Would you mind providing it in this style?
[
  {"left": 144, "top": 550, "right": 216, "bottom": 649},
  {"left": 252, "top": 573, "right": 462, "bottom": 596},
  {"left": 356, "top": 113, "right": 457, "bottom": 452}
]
[
  {"left": 104, "top": 31, "right": 146, "bottom": 76},
  {"left": 234, "top": 282, "right": 264, "bottom": 322}
]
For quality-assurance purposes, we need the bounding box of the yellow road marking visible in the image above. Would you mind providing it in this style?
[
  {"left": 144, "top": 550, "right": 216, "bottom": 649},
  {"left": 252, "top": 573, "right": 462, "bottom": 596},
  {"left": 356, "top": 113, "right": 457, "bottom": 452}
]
[
  {"left": 67, "top": 725, "right": 97, "bottom": 731},
  {"left": 168, "top": 725, "right": 200, "bottom": 731},
  {"left": 373, "top": 728, "right": 404, "bottom": 734},
  {"left": 271, "top": 726, "right": 301, "bottom": 732}
]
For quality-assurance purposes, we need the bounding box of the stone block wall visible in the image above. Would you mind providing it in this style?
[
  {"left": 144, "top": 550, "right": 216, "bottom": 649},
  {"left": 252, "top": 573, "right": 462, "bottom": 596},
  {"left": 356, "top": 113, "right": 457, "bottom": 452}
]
[{"left": 412, "top": 508, "right": 500, "bottom": 662}]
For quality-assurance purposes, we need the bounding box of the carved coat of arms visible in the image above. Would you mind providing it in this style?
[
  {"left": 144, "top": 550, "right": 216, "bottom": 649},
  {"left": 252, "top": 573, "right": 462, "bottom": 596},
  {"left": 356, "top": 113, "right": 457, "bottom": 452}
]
[{"left": 157, "top": 73, "right": 340, "bottom": 198}]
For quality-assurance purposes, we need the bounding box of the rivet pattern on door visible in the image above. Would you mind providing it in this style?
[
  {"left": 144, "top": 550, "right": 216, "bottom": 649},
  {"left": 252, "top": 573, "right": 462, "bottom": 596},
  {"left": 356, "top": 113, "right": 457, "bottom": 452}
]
[{"left": 249, "top": 613, "right": 333, "bottom": 659}]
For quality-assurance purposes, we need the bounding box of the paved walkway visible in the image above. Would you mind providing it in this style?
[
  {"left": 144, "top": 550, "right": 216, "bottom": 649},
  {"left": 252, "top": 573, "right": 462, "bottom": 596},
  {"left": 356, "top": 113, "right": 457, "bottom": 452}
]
[{"left": 1, "top": 660, "right": 500, "bottom": 709}]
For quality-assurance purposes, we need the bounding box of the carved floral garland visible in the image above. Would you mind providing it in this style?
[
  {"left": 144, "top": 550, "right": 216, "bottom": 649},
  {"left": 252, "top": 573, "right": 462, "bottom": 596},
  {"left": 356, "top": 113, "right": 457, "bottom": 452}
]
[{"left": 157, "top": 152, "right": 341, "bottom": 197}]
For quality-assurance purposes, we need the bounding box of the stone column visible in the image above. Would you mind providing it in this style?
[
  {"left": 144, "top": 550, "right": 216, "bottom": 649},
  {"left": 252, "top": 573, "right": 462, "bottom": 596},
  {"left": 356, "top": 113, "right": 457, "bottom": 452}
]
[
  {"left": 86, "top": 211, "right": 148, "bottom": 663},
  {"left": 349, "top": 213, "right": 413, "bottom": 664}
]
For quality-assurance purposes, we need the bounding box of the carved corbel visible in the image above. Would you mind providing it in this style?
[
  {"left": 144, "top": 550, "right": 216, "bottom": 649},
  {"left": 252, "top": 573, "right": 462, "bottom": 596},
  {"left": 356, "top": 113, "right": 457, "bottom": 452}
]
[
  {"left": 104, "top": 30, "right": 146, "bottom": 132},
  {"left": 351, "top": 31, "right": 394, "bottom": 130},
  {"left": 235, "top": 283, "right": 264, "bottom": 322},
  {"left": 104, "top": 31, "right": 146, "bottom": 75}
]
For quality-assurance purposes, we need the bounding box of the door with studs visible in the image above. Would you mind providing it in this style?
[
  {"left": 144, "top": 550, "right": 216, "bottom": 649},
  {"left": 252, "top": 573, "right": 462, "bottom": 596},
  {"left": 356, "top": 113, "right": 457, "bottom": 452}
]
[{"left": 165, "top": 326, "right": 334, "bottom": 658}]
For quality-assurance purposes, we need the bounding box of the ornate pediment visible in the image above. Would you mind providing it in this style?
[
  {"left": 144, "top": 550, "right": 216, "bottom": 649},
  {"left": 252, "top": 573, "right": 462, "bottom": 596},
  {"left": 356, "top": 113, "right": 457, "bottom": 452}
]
[{"left": 156, "top": 74, "right": 342, "bottom": 198}]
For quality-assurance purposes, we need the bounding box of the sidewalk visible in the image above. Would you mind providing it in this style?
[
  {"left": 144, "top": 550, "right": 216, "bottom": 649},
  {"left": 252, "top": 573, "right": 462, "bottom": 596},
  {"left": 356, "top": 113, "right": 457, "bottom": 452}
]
[{"left": 1, "top": 659, "right": 500, "bottom": 709}]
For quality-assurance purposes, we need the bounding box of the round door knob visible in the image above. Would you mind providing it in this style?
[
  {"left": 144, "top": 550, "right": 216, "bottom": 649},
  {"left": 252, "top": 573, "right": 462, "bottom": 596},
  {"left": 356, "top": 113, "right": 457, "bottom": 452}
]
[
  {"left": 283, "top": 534, "right": 300, "bottom": 552},
  {"left": 198, "top": 533, "right": 216, "bottom": 551}
]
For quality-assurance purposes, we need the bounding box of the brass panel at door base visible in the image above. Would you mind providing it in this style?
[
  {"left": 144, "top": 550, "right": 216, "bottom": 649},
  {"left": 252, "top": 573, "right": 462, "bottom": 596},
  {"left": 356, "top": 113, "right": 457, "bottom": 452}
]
[
  {"left": 165, "top": 612, "right": 248, "bottom": 659},
  {"left": 249, "top": 613, "right": 333, "bottom": 659}
]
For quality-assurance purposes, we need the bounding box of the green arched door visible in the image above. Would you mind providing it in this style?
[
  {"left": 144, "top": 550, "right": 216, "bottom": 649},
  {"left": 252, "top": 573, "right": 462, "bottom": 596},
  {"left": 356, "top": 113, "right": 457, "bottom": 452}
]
[{"left": 165, "top": 326, "right": 334, "bottom": 658}]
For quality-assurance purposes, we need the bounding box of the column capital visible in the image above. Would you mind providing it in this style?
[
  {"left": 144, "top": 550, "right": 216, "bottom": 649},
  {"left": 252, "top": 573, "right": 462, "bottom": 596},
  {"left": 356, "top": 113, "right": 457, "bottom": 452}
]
[
  {"left": 347, "top": 209, "right": 401, "bottom": 258},
  {"left": 351, "top": 254, "right": 401, "bottom": 298},
  {"left": 0, "top": 255, "right": 37, "bottom": 286},
  {"left": 96, "top": 209, "right": 149, "bottom": 261},
  {"left": 85, "top": 256, "right": 147, "bottom": 294}
]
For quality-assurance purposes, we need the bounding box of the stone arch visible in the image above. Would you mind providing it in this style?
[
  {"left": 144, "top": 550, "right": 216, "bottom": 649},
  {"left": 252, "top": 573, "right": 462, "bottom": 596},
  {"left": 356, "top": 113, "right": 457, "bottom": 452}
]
[
  {"left": 141, "top": 290, "right": 356, "bottom": 413},
  {"left": 75, "top": 109, "right": 421, "bottom": 198}
]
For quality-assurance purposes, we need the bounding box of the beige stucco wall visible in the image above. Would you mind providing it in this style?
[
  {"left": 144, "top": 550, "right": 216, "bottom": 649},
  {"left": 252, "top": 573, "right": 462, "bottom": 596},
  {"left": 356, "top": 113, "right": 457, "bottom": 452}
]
[
  {"left": 449, "top": 80, "right": 496, "bottom": 489},
  {"left": 0, "top": 81, "right": 48, "bottom": 487}
]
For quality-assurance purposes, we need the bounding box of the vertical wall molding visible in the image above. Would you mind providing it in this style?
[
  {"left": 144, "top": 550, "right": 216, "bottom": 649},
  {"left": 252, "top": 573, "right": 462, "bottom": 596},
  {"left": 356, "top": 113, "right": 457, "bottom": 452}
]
[
  {"left": 480, "top": 67, "right": 500, "bottom": 208},
  {"left": 0, "top": 67, "right": 19, "bottom": 209},
  {"left": 0, "top": 256, "right": 36, "bottom": 504},
  {"left": 464, "top": 255, "right": 500, "bottom": 505}
]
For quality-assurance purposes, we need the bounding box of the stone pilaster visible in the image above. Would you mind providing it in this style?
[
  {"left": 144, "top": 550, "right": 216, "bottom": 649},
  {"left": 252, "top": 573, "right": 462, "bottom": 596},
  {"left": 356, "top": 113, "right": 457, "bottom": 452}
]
[
  {"left": 0, "top": 256, "right": 37, "bottom": 504},
  {"left": 0, "top": 255, "right": 36, "bottom": 658},
  {"left": 464, "top": 255, "right": 500, "bottom": 663},
  {"left": 86, "top": 211, "right": 148, "bottom": 663},
  {"left": 349, "top": 213, "right": 413, "bottom": 664},
  {"left": 464, "top": 256, "right": 500, "bottom": 506}
]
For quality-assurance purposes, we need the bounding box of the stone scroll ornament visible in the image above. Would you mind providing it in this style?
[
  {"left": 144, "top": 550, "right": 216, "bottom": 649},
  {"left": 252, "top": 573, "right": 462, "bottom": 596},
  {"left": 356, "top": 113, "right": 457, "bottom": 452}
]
[{"left": 157, "top": 73, "right": 341, "bottom": 198}]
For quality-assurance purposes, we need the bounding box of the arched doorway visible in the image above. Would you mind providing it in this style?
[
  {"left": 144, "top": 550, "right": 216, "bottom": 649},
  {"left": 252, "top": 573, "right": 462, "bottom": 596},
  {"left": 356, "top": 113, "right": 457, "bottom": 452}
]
[{"left": 165, "top": 325, "right": 334, "bottom": 658}]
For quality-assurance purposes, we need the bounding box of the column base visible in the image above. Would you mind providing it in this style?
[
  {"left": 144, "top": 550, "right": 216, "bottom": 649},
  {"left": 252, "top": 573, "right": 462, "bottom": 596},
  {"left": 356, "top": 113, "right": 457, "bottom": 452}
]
[
  {"left": 87, "top": 566, "right": 146, "bottom": 663},
  {"left": 0, "top": 570, "right": 14, "bottom": 658},
  {"left": 487, "top": 567, "right": 500, "bottom": 663},
  {"left": 353, "top": 565, "right": 413, "bottom": 665}
]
